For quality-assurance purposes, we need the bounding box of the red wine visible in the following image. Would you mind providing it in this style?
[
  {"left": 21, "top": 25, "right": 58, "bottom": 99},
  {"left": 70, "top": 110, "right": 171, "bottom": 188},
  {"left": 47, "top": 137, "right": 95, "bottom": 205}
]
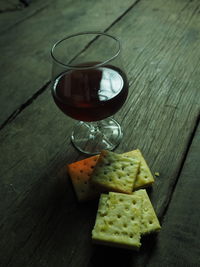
[{"left": 52, "top": 64, "right": 128, "bottom": 122}]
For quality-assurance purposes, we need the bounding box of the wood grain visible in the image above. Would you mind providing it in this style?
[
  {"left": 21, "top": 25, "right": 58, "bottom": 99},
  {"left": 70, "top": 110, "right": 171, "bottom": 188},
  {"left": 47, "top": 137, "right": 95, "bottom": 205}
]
[
  {"left": 0, "top": 0, "right": 136, "bottom": 127},
  {"left": 0, "top": 0, "right": 199, "bottom": 266},
  {"left": 146, "top": 121, "right": 200, "bottom": 267},
  {"left": 0, "top": 0, "right": 23, "bottom": 13},
  {"left": 111, "top": 0, "right": 200, "bottom": 214},
  {"left": 0, "top": 0, "right": 48, "bottom": 33}
]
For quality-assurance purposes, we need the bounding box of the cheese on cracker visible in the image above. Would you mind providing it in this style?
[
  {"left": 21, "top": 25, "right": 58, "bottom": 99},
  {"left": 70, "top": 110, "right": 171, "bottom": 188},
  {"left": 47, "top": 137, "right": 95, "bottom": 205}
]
[
  {"left": 67, "top": 155, "right": 100, "bottom": 201},
  {"left": 67, "top": 149, "right": 155, "bottom": 201},
  {"left": 91, "top": 150, "right": 140, "bottom": 194}
]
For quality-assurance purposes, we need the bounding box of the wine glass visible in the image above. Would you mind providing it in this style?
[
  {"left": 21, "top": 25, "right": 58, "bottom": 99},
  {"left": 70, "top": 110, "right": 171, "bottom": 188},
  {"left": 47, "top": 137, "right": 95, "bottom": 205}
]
[{"left": 51, "top": 31, "right": 128, "bottom": 155}]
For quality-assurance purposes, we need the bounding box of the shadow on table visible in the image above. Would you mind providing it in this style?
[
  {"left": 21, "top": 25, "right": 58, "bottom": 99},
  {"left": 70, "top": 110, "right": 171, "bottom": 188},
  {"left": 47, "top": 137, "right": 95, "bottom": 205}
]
[
  {"left": 87, "top": 231, "right": 160, "bottom": 267},
  {"left": 88, "top": 245, "right": 134, "bottom": 267}
]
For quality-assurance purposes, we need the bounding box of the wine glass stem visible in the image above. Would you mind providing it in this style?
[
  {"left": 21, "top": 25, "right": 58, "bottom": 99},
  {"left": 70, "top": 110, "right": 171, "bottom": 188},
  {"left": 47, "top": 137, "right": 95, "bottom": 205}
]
[
  {"left": 84, "top": 121, "right": 102, "bottom": 138},
  {"left": 71, "top": 119, "right": 122, "bottom": 154},
  {"left": 86, "top": 121, "right": 114, "bottom": 146}
]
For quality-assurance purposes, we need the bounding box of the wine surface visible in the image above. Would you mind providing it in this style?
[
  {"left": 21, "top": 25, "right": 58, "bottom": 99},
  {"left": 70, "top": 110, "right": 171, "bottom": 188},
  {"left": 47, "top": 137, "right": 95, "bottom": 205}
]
[{"left": 52, "top": 64, "right": 128, "bottom": 121}]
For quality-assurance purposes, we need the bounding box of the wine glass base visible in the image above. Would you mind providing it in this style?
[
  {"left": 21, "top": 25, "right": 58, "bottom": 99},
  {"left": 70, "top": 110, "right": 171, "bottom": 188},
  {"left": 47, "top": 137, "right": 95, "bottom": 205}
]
[{"left": 71, "top": 118, "right": 122, "bottom": 155}]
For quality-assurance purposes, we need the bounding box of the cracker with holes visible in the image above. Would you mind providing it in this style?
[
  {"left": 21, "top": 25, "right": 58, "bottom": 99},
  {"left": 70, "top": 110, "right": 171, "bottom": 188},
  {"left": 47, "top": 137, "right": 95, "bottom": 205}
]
[
  {"left": 91, "top": 150, "right": 140, "bottom": 194},
  {"left": 134, "top": 189, "right": 161, "bottom": 234},
  {"left": 92, "top": 192, "right": 143, "bottom": 250},
  {"left": 67, "top": 155, "right": 100, "bottom": 201},
  {"left": 92, "top": 190, "right": 161, "bottom": 250},
  {"left": 123, "top": 149, "right": 155, "bottom": 190},
  {"left": 67, "top": 149, "right": 155, "bottom": 202}
]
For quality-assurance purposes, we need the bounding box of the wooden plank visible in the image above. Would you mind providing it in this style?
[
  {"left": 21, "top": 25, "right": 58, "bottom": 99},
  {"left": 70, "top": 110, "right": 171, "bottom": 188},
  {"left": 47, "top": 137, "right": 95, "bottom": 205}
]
[
  {"left": 0, "top": 0, "right": 48, "bottom": 33},
  {"left": 0, "top": 0, "right": 199, "bottom": 266},
  {"left": 0, "top": 0, "right": 22, "bottom": 12},
  {"left": 106, "top": 0, "right": 200, "bottom": 217},
  {"left": 146, "top": 121, "right": 200, "bottom": 267},
  {"left": 0, "top": 0, "right": 136, "bottom": 127}
]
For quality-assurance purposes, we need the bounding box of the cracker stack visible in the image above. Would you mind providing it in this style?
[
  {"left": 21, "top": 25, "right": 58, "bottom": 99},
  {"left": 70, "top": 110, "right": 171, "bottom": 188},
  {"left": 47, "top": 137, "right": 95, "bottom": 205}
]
[
  {"left": 67, "top": 149, "right": 154, "bottom": 202},
  {"left": 91, "top": 150, "right": 140, "bottom": 194},
  {"left": 92, "top": 192, "right": 142, "bottom": 250},
  {"left": 67, "top": 149, "right": 161, "bottom": 250},
  {"left": 92, "top": 190, "right": 161, "bottom": 250}
]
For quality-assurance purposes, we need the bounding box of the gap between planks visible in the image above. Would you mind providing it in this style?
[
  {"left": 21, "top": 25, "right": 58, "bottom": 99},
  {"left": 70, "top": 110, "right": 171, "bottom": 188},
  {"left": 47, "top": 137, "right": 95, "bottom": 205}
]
[
  {"left": 159, "top": 112, "right": 200, "bottom": 224},
  {"left": 0, "top": 4, "right": 50, "bottom": 35},
  {"left": 0, "top": 81, "right": 50, "bottom": 131},
  {"left": 0, "top": 0, "right": 141, "bottom": 131}
]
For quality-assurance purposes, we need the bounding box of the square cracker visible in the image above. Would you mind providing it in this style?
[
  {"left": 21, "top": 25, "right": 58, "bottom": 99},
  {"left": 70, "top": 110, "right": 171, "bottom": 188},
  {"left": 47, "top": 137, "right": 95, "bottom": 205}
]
[
  {"left": 92, "top": 190, "right": 161, "bottom": 250},
  {"left": 134, "top": 189, "right": 161, "bottom": 234},
  {"left": 67, "top": 155, "right": 100, "bottom": 201},
  {"left": 67, "top": 149, "right": 154, "bottom": 201},
  {"left": 123, "top": 150, "right": 155, "bottom": 190},
  {"left": 92, "top": 192, "right": 142, "bottom": 250},
  {"left": 91, "top": 150, "right": 140, "bottom": 194}
]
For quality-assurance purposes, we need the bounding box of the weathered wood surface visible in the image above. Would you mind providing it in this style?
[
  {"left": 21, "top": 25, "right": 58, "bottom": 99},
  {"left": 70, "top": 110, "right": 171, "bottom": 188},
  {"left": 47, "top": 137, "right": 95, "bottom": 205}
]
[
  {"left": 0, "top": 0, "right": 22, "bottom": 12},
  {"left": 146, "top": 121, "right": 200, "bottom": 267},
  {"left": 0, "top": 0, "right": 200, "bottom": 266},
  {"left": 0, "top": 0, "right": 47, "bottom": 33},
  {"left": 0, "top": 0, "right": 136, "bottom": 127}
]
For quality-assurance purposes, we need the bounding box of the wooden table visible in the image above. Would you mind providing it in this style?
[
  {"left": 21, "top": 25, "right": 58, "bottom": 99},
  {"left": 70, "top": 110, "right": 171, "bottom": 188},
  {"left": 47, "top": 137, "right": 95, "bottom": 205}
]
[{"left": 0, "top": 0, "right": 200, "bottom": 266}]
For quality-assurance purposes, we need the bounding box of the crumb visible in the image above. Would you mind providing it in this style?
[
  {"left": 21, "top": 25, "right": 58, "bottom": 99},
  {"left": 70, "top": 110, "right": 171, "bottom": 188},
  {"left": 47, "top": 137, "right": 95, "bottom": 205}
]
[{"left": 155, "top": 172, "right": 160, "bottom": 177}]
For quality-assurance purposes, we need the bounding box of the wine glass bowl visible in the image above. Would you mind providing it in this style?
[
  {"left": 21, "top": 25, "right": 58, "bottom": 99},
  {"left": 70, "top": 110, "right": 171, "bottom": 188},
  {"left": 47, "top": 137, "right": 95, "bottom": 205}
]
[{"left": 51, "top": 32, "right": 128, "bottom": 154}]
